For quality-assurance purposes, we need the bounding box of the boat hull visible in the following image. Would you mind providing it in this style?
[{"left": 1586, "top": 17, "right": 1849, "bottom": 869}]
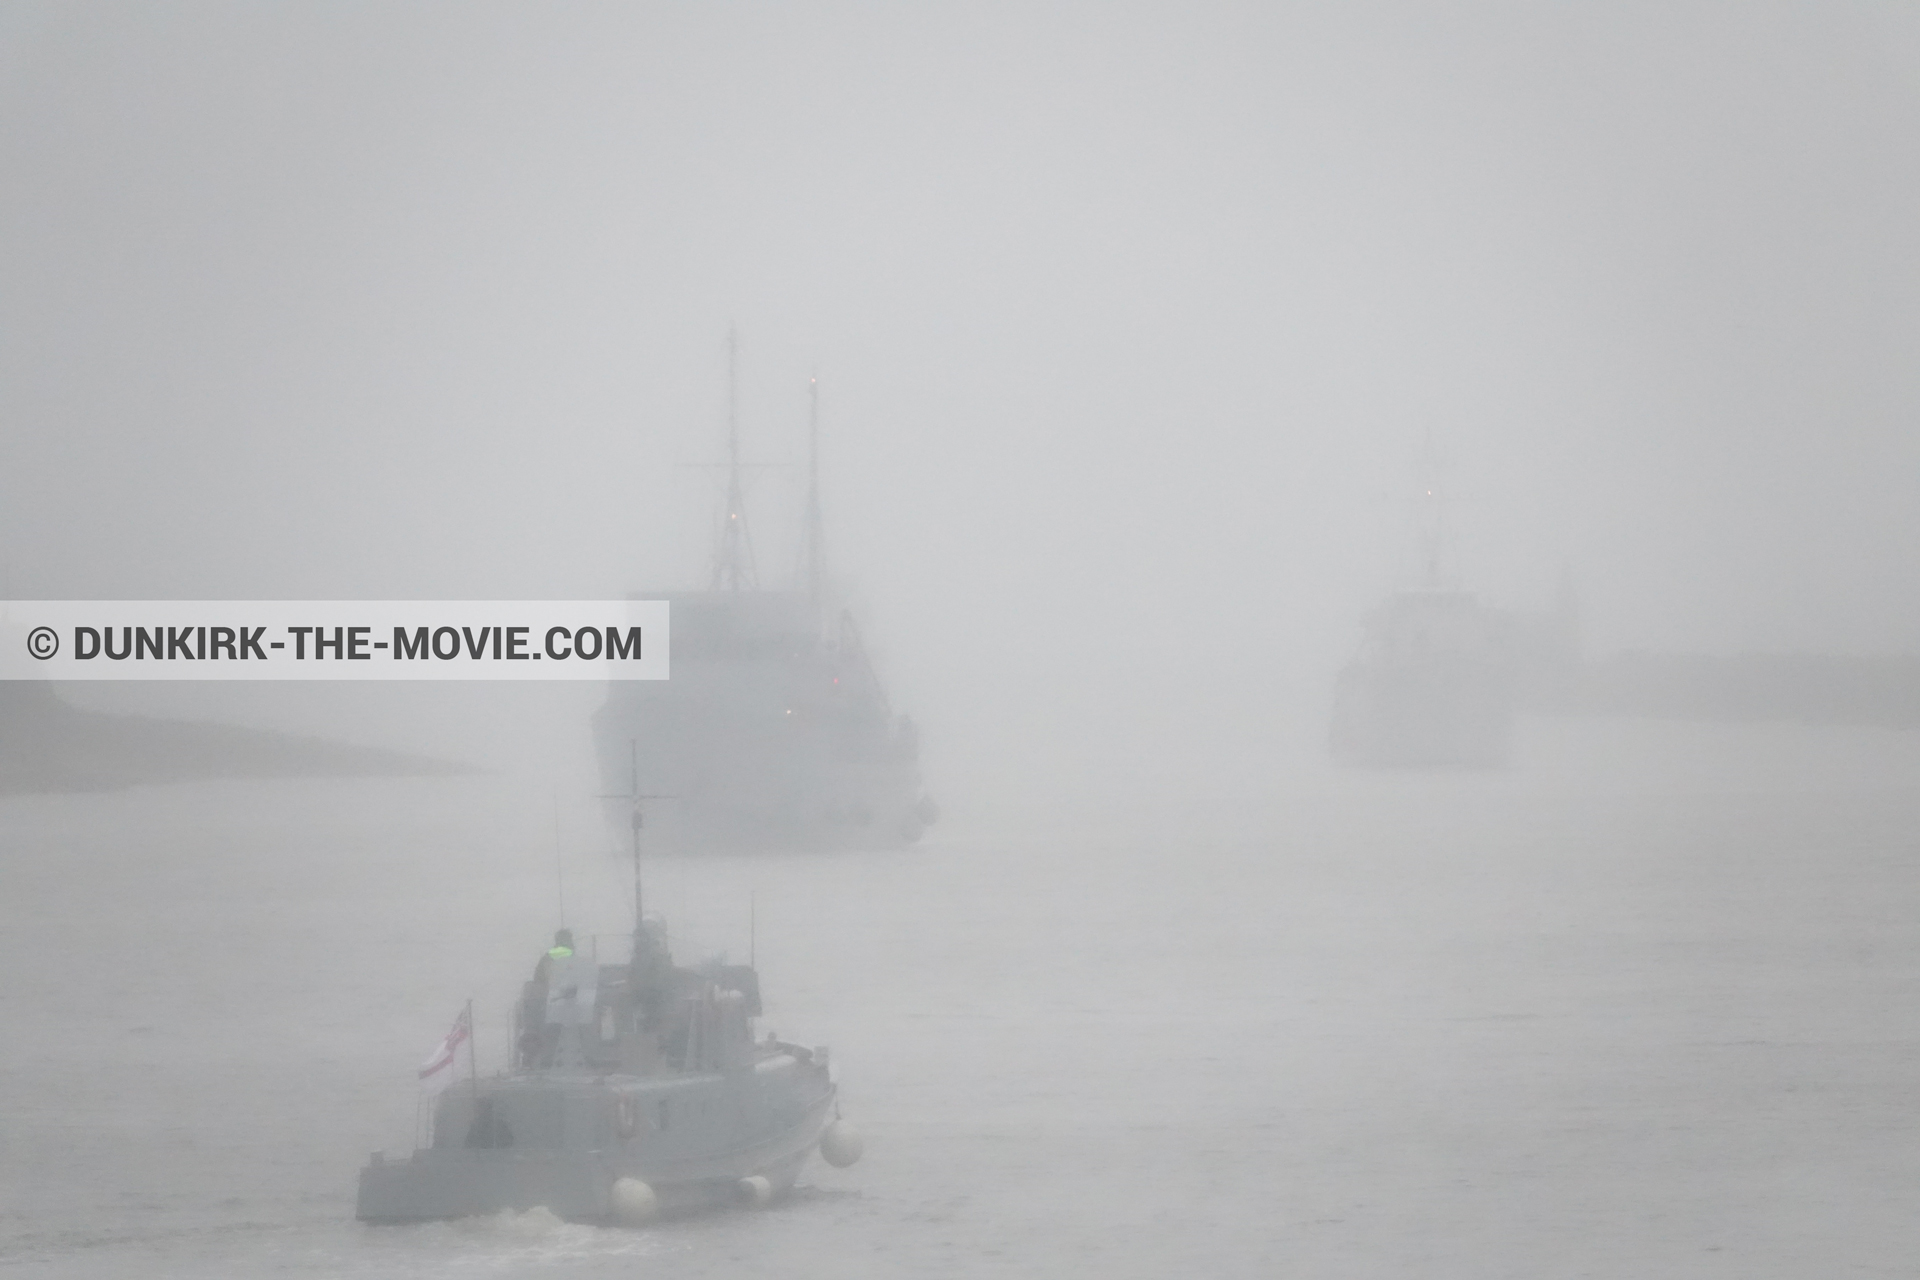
[
  {"left": 1329, "top": 589, "right": 1518, "bottom": 769},
  {"left": 595, "top": 591, "right": 932, "bottom": 852},
  {"left": 356, "top": 1081, "right": 835, "bottom": 1224},
  {"left": 1329, "top": 658, "right": 1515, "bottom": 768}
]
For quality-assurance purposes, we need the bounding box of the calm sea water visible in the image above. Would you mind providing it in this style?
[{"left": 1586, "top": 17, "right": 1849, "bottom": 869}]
[{"left": 3, "top": 717, "right": 1919, "bottom": 1278}]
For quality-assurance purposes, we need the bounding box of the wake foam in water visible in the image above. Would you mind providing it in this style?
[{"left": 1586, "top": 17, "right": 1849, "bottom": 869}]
[
  {"left": 335, "top": 1208, "right": 677, "bottom": 1278},
  {"left": 449, "top": 1206, "right": 571, "bottom": 1239}
]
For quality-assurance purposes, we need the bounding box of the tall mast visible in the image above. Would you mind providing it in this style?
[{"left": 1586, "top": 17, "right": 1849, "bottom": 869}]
[
  {"left": 803, "top": 373, "right": 825, "bottom": 607},
  {"left": 711, "top": 326, "right": 758, "bottom": 591},
  {"left": 599, "top": 739, "right": 667, "bottom": 950}
]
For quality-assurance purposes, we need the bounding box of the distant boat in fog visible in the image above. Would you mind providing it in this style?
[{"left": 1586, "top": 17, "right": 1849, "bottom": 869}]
[
  {"left": 1329, "top": 437, "right": 1574, "bottom": 770},
  {"left": 592, "top": 340, "right": 936, "bottom": 851},
  {"left": 1330, "top": 566, "right": 1581, "bottom": 769}
]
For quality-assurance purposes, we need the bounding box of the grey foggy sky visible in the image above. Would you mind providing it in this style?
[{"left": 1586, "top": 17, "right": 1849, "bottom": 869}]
[{"left": 3, "top": 3, "right": 1919, "bottom": 765}]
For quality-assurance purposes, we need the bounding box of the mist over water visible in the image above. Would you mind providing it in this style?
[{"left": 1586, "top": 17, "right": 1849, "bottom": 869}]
[
  {"left": 7, "top": 729, "right": 1920, "bottom": 1277},
  {"left": 3, "top": 4, "right": 1919, "bottom": 1275}
]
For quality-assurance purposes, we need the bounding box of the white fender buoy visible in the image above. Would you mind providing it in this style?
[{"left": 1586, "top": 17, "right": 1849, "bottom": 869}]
[
  {"left": 610, "top": 1177, "right": 658, "bottom": 1224},
  {"left": 819, "top": 1120, "right": 864, "bottom": 1168},
  {"left": 737, "top": 1174, "right": 773, "bottom": 1206}
]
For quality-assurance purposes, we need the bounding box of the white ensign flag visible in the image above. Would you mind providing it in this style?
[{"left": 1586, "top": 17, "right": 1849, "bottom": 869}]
[{"left": 418, "top": 1007, "right": 471, "bottom": 1095}]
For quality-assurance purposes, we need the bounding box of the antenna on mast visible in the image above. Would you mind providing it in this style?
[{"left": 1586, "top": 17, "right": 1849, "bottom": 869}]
[
  {"left": 803, "top": 372, "right": 825, "bottom": 607},
  {"left": 711, "top": 325, "right": 759, "bottom": 592},
  {"left": 598, "top": 739, "right": 674, "bottom": 942}
]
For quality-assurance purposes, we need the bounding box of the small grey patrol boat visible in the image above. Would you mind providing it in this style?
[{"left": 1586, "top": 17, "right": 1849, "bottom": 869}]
[{"left": 356, "top": 787, "right": 861, "bottom": 1224}]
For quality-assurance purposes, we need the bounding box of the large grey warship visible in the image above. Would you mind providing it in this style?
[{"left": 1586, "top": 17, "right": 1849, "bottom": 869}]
[{"left": 593, "top": 347, "right": 935, "bottom": 851}]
